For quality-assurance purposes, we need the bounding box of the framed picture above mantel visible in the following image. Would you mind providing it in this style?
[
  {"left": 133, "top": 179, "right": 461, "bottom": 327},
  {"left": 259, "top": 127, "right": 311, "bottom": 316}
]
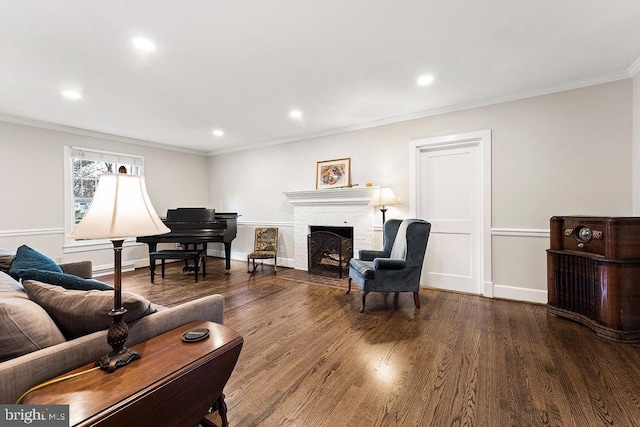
[{"left": 316, "top": 157, "right": 351, "bottom": 189}]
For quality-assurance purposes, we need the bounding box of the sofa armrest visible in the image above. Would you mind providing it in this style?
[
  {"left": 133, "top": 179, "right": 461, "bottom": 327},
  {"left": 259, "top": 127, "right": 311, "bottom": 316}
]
[
  {"left": 373, "top": 258, "right": 406, "bottom": 270},
  {"left": 59, "top": 261, "right": 93, "bottom": 279},
  {"left": 358, "top": 250, "right": 389, "bottom": 262},
  {"left": 127, "top": 294, "right": 225, "bottom": 345},
  {"left": 0, "top": 294, "right": 224, "bottom": 404}
]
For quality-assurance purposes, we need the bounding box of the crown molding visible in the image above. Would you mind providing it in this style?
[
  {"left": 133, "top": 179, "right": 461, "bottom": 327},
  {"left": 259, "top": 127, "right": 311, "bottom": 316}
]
[
  {"left": 628, "top": 55, "right": 640, "bottom": 78},
  {"left": 0, "top": 64, "right": 633, "bottom": 159},
  {"left": 0, "top": 113, "right": 207, "bottom": 156},
  {"left": 207, "top": 70, "right": 632, "bottom": 156}
]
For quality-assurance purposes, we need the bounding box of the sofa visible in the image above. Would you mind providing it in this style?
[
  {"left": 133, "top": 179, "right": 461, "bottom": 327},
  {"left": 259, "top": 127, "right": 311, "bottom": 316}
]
[{"left": 0, "top": 249, "right": 225, "bottom": 404}]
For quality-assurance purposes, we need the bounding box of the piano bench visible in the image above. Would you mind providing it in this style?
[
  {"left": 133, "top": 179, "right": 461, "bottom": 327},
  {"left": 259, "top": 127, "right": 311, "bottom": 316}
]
[{"left": 149, "top": 250, "right": 206, "bottom": 283}]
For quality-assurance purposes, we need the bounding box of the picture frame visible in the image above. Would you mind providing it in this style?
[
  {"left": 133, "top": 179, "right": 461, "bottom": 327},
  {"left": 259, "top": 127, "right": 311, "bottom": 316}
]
[{"left": 316, "top": 157, "right": 351, "bottom": 189}]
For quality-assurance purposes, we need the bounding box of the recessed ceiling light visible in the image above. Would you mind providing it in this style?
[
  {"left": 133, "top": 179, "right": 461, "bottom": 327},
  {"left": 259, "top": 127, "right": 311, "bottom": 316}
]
[
  {"left": 132, "top": 37, "right": 156, "bottom": 52},
  {"left": 417, "top": 75, "right": 434, "bottom": 87},
  {"left": 212, "top": 129, "right": 224, "bottom": 137},
  {"left": 61, "top": 90, "right": 82, "bottom": 100},
  {"left": 289, "top": 110, "right": 303, "bottom": 119}
]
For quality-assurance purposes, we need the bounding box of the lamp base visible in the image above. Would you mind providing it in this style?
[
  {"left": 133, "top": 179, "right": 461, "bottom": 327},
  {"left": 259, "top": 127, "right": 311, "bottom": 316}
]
[
  {"left": 96, "top": 347, "right": 141, "bottom": 373},
  {"left": 380, "top": 207, "right": 388, "bottom": 227}
]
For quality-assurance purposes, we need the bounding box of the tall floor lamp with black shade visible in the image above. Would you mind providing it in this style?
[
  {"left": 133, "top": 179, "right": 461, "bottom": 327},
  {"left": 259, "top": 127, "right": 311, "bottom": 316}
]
[{"left": 69, "top": 171, "right": 169, "bottom": 372}]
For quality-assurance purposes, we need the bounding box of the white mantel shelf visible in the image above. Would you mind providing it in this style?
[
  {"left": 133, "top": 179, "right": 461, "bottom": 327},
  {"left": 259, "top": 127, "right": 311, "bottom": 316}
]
[{"left": 283, "top": 187, "right": 377, "bottom": 205}]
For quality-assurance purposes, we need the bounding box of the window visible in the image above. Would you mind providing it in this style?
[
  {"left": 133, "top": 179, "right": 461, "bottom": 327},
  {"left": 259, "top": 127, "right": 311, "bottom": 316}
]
[{"left": 64, "top": 147, "right": 144, "bottom": 251}]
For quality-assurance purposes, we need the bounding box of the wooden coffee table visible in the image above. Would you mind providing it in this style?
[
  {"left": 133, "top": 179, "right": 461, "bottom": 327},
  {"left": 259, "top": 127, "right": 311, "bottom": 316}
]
[{"left": 23, "top": 321, "right": 243, "bottom": 427}]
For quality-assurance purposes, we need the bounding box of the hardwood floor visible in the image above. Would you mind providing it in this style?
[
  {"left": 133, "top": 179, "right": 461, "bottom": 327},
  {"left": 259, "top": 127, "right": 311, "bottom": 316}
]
[{"left": 110, "top": 257, "right": 640, "bottom": 426}]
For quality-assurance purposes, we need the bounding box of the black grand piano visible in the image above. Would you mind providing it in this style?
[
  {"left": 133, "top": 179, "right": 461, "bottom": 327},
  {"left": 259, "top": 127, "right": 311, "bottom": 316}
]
[{"left": 137, "top": 208, "right": 238, "bottom": 274}]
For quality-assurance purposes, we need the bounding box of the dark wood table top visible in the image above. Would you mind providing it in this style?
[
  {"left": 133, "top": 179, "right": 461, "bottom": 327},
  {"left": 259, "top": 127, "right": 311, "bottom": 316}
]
[{"left": 23, "top": 321, "right": 243, "bottom": 426}]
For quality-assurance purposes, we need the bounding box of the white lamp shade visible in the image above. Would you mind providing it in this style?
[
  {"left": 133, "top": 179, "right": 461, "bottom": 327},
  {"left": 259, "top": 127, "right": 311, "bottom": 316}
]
[
  {"left": 69, "top": 174, "right": 170, "bottom": 240},
  {"left": 368, "top": 187, "right": 401, "bottom": 207}
]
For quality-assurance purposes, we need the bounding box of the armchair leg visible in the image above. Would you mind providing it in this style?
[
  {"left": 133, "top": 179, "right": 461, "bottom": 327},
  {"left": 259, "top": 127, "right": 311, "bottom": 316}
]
[
  {"left": 346, "top": 278, "right": 352, "bottom": 294},
  {"left": 360, "top": 291, "right": 369, "bottom": 313},
  {"left": 413, "top": 291, "right": 420, "bottom": 308}
]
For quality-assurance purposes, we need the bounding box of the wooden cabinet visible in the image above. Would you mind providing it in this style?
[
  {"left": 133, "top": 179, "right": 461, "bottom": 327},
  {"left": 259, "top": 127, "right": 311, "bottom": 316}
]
[{"left": 547, "top": 216, "right": 640, "bottom": 342}]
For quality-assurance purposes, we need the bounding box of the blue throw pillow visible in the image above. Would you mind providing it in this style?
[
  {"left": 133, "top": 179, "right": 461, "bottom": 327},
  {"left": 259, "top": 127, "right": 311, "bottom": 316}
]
[
  {"left": 19, "top": 269, "right": 113, "bottom": 291},
  {"left": 8, "top": 245, "right": 62, "bottom": 280}
]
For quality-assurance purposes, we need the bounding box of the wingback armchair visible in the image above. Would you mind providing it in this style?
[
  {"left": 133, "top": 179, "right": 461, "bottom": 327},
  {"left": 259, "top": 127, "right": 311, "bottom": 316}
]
[{"left": 348, "top": 219, "right": 431, "bottom": 312}]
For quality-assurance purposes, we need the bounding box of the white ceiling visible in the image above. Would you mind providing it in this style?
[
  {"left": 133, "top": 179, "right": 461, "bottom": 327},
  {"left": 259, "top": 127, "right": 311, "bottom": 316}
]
[{"left": 1, "top": 1, "right": 639, "bottom": 155}]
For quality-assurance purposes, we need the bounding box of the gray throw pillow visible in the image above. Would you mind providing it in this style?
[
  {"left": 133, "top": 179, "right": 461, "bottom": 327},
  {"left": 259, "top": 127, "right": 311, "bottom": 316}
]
[
  {"left": 0, "top": 297, "right": 66, "bottom": 362},
  {"left": 23, "top": 280, "right": 157, "bottom": 339}
]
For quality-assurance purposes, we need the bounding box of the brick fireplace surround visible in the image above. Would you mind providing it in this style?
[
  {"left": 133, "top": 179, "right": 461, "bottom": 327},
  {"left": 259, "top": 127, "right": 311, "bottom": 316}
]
[{"left": 283, "top": 187, "right": 376, "bottom": 271}]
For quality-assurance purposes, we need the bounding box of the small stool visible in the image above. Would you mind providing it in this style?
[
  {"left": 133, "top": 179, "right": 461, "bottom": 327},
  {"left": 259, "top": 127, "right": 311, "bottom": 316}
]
[{"left": 148, "top": 250, "right": 206, "bottom": 283}]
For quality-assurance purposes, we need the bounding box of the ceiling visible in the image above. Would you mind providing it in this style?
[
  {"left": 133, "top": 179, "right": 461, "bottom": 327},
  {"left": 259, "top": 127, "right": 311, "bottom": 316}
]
[{"left": 1, "top": 1, "right": 639, "bottom": 155}]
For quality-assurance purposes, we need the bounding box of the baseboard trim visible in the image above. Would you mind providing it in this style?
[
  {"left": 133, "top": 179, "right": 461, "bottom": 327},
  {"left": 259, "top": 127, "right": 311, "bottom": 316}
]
[
  {"left": 93, "top": 260, "right": 137, "bottom": 277},
  {"left": 207, "top": 249, "right": 295, "bottom": 269},
  {"left": 492, "top": 283, "right": 547, "bottom": 304}
]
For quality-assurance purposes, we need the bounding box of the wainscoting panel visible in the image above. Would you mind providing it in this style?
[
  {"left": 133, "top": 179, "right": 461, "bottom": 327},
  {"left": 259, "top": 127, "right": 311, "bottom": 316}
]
[
  {"left": 0, "top": 228, "right": 65, "bottom": 263},
  {"left": 490, "top": 228, "right": 550, "bottom": 303}
]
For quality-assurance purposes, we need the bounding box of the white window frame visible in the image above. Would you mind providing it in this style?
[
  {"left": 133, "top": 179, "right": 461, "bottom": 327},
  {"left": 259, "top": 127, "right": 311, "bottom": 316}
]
[{"left": 63, "top": 146, "right": 145, "bottom": 253}]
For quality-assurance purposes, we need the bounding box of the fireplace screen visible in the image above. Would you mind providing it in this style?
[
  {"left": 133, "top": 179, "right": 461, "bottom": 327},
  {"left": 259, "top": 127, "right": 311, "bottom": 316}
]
[{"left": 307, "top": 226, "right": 353, "bottom": 278}]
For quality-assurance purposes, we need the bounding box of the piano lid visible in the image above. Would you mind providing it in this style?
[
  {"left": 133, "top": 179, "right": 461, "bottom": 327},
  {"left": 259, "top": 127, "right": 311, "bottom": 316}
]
[{"left": 165, "top": 208, "right": 216, "bottom": 222}]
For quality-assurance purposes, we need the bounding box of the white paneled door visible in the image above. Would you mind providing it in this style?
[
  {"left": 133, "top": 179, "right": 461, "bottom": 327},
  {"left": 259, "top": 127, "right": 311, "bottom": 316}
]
[{"left": 410, "top": 131, "right": 491, "bottom": 295}]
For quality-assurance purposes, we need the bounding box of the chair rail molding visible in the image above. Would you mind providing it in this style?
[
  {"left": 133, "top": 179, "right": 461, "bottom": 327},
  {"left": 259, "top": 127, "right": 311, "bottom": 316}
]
[
  {"left": 0, "top": 227, "right": 64, "bottom": 238},
  {"left": 491, "top": 228, "right": 550, "bottom": 238}
]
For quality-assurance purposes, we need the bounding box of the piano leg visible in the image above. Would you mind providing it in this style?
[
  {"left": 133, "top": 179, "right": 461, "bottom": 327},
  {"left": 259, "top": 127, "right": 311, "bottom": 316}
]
[
  {"left": 148, "top": 243, "right": 158, "bottom": 284},
  {"left": 224, "top": 242, "right": 232, "bottom": 274}
]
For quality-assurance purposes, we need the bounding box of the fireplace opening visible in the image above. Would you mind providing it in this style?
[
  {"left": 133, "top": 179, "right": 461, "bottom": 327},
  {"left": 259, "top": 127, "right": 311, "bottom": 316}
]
[{"left": 307, "top": 226, "right": 353, "bottom": 278}]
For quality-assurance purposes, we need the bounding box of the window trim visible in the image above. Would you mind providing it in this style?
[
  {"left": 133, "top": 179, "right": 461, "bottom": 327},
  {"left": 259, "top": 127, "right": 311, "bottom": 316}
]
[{"left": 63, "top": 146, "right": 145, "bottom": 253}]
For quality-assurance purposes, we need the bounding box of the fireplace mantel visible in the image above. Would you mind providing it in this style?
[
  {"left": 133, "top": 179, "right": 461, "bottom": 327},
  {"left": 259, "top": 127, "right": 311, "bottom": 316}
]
[{"left": 283, "top": 187, "right": 377, "bottom": 205}]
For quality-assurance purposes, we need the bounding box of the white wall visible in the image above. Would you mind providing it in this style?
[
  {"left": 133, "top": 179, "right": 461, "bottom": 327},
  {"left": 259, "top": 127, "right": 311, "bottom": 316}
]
[
  {"left": 633, "top": 72, "right": 640, "bottom": 214},
  {"left": 209, "top": 79, "right": 633, "bottom": 302},
  {"left": 0, "top": 120, "right": 209, "bottom": 273},
  {"left": 0, "top": 78, "right": 632, "bottom": 301}
]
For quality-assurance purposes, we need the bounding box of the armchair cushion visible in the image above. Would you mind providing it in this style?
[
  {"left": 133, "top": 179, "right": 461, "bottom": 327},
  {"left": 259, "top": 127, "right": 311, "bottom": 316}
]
[
  {"left": 349, "top": 259, "right": 375, "bottom": 279},
  {"left": 248, "top": 250, "right": 276, "bottom": 259}
]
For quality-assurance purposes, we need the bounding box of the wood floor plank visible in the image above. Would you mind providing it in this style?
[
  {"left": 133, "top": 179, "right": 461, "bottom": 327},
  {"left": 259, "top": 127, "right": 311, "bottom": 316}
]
[{"left": 105, "top": 257, "right": 640, "bottom": 426}]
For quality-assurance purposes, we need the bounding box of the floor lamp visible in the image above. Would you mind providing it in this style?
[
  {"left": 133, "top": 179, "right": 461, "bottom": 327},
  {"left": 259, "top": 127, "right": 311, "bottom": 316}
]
[
  {"left": 369, "top": 187, "right": 401, "bottom": 227},
  {"left": 69, "top": 172, "right": 169, "bottom": 372}
]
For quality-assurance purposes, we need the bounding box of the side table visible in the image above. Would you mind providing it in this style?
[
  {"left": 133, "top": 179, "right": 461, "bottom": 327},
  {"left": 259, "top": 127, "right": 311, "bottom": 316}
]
[{"left": 23, "top": 321, "right": 243, "bottom": 427}]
